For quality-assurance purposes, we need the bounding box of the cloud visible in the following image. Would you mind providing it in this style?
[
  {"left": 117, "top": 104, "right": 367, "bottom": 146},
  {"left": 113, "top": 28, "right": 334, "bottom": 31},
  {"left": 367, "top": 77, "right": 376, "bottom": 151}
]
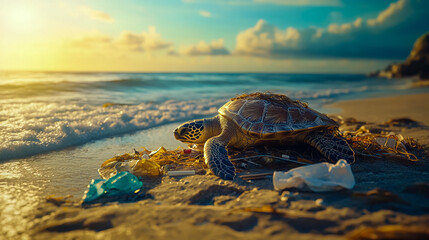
[
  {"left": 235, "top": 20, "right": 301, "bottom": 56},
  {"left": 367, "top": 0, "right": 406, "bottom": 27},
  {"left": 184, "top": 0, "right": 342, "bottom": 6},
  {"left": 140, "top": 26, "right": 172, "bottom": 51},
  {"left": 179, "top": 39, "right": 229, "bottom": 56},
  {"left": 68, "top": 27, "right": 171, "bottom": 52},
  {"left": 199, "top": 10, "right": 211, "bottom": 17},
  {"left": 116, "top": 32, "right": 145, "bottom": 51},
  {"left": 167, "top": 47, "right": 179, "bottom": 56},
  {"left": 67, "top": 33, "right": 113, "bottom": 48},
  {"left": 234, "top": 0, "right": 429, "bottom": 59},
  {"left": 81, "top": 6, "right": 114, "bottom": 23}
]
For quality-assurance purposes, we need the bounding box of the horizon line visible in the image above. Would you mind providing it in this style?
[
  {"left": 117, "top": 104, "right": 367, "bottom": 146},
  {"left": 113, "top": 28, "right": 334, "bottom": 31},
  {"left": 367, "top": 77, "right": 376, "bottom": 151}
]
[{"left": 0, "top": 69, "right": 369, "bottom": 75}]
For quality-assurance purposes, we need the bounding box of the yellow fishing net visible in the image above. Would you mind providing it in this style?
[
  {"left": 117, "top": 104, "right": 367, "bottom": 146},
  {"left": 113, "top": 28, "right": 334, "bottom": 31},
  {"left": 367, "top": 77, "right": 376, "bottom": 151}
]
[{"left": 344, "top": 126, "right": 423, "bottom": 161}]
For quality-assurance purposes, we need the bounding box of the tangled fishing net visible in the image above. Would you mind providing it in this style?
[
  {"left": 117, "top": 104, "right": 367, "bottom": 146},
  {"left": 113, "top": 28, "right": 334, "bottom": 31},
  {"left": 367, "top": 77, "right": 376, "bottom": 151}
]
[
  {"left": 98, "top": 146, "right": 207, "bottom": 179},
  {"left": 343, "top": 126, "right": 424, "bottom": 162},
  {"left": 98, "top": 127, "right": 425, "bottom": 178}
]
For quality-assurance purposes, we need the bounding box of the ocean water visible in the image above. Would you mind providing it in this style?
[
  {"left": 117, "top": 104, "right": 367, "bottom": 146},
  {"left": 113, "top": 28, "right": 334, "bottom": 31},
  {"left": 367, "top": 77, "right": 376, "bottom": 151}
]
[
  {"left": 1, "top": 71, "right": 425, "bottom": 162},
  {"left": 0, "top": 71, "right": 427, "bottom": 238}
]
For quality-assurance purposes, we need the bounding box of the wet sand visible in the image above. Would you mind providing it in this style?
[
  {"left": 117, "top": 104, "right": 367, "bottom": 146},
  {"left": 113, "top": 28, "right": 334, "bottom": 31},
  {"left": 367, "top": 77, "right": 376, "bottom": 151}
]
[{"left": 28, "top": 93, "right": 429, "bottom": 240}]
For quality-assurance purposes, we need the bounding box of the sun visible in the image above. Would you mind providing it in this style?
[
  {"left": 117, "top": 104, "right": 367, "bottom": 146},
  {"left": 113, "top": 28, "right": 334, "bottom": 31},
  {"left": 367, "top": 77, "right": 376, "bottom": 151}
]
[{"left": 0, "top": 2, "right": 38, "bottom": 32}]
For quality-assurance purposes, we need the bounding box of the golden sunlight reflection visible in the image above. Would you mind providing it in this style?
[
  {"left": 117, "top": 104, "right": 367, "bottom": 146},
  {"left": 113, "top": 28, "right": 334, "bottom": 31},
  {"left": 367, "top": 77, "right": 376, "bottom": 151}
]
[{"left": 0, "top": 161, "right": 48, "bottom": 239}]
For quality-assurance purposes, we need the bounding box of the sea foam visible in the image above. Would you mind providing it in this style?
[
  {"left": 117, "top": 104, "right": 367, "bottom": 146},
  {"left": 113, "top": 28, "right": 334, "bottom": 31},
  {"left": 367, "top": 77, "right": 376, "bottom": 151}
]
[{"left": 0, "top": 99, "right": 224, "bottom": 161}]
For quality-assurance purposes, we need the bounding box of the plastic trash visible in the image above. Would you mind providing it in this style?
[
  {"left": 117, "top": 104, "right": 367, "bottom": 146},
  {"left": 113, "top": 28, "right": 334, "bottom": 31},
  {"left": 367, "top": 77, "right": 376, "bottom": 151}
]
[
  {"left": 114, "top": 160, "right": 134, "bottom": 173},
  {"left": 149, "top": 146, "right": 167, "bottom": 157},
  {"left": 83, "top": 171, "right": 143, "bottom": 204},
  {"left": 132, "top": 159, "right": 161, "bottom": 176},
  {"left": 374, "top": 136, "right": 406, "bottom": 150},
  {"left": 98, "top": 157, "right": 161, "bottom": 179},
  {"left": 167, "top": 170, "right": 196, "bottom": 176},
  {"left": 273, "top": 159, "right": 355, "bottom": 192}
]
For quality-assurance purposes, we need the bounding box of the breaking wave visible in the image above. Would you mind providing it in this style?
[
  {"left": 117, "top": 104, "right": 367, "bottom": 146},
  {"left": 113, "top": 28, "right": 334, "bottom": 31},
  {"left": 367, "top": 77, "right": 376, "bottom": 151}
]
[{"left": 0, "top": 99, "right": 225, "bottom": 161}]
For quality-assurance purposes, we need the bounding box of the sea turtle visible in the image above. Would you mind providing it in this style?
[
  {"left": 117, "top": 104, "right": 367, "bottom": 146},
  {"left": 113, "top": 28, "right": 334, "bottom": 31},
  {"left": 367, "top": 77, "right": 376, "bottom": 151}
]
[{"left": 174, "top": 92, "right": 355, "bottom": 180}]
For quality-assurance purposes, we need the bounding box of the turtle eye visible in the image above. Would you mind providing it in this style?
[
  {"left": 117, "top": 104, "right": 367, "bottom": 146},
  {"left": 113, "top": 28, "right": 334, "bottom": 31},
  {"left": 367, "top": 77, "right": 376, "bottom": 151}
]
[{"left": 179, "top": 128, "right": 188, "bottom": 136}]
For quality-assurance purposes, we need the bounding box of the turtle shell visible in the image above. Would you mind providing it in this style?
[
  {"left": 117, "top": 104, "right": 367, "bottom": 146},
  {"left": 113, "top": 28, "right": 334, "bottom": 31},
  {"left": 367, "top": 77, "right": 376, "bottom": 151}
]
[{"left": 218, "top": 93, "right": 338, "bottom": 138}]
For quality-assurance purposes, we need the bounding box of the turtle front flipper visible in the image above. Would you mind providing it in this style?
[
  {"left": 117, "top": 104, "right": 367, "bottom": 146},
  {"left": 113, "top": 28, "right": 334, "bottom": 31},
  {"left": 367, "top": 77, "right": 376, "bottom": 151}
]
[
  {"left": 204, "top": 137, "right": 236, "bottom": 180},
  {"left": 304, "top": 130, "right": 355, "bottom": 164}
]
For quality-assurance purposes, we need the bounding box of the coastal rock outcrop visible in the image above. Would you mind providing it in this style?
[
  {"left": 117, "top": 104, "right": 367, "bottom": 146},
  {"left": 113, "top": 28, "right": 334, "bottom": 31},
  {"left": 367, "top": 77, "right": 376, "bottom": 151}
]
[{"left": 370, "top": 32, "right": 429, "bottom": 80}]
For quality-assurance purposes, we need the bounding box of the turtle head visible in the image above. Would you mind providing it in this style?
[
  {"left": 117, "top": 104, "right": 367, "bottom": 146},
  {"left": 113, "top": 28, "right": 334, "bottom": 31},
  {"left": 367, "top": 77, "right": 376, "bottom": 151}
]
[
  {"left": 174, "top": 119, "right": 206, "bottom": 144},
  {"left": 174, "top": 117, "right": 221, "bottom": 144}
]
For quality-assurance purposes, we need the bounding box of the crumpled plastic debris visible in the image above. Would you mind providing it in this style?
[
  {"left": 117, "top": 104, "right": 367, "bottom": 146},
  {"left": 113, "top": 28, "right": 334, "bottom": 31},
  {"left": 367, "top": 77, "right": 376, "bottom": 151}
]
[
  {"left": 82, "top": 171, "right": 143, "bottom": 204},
  {"left": 273, "top": 159, "right": 355, "bottom": 192},
  {"left": 98, "top": 147, "right": 205, "bottom": 179},
  {"left": 132, "top": 158, "right": 161, "bottom": 177},
  {"left": 98, "top": 154, "right": 161, "bottom": 179}
]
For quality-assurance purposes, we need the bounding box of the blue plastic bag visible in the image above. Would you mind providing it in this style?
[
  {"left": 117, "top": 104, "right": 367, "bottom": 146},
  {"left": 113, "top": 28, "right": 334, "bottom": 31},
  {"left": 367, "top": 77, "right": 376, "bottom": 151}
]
[{"left": 83, "top": 171, "right": 143, "bottom": 204}]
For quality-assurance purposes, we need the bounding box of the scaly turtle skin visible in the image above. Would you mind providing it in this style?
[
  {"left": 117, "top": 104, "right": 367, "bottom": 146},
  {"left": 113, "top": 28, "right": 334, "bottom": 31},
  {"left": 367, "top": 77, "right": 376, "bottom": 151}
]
[{"left": 174, "top": 92, "right": 355, "bottom": 180}]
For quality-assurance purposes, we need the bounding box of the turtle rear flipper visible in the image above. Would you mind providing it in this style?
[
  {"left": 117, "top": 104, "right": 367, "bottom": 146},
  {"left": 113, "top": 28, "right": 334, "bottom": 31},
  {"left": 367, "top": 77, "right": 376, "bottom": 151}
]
[
  {"left": 204, "top": 137, "right": 236, "bottom": 180},
  {"left": 304, "top": 131, "right": 355, "bottom": 164}
]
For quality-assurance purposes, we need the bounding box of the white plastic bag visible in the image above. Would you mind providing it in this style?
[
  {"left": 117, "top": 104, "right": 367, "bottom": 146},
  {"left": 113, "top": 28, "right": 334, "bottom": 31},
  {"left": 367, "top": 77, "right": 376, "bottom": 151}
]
[{"left": 273, "top": 159, "right": 355, "bottom": 192}]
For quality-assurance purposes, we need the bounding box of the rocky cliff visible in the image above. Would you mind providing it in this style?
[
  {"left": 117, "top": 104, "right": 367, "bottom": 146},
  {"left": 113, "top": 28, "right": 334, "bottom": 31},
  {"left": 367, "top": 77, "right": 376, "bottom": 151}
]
[{"left": 370, "top": 32, "right": 429, "bottom": 80}]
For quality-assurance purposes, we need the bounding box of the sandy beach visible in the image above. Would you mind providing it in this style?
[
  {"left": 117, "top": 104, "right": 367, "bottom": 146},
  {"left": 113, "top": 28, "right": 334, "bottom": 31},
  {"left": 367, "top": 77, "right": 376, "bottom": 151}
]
[
  {"left": 327, "top": 92, "right": 429, "bottom": 146},
  {"left": 25, "top": 93, "right": 429, "bottom": 240}
]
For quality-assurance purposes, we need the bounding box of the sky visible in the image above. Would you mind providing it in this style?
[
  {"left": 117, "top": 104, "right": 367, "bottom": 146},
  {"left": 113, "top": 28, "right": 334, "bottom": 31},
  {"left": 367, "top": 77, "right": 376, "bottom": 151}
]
[{"left": 0, "top": 0, "right": 428, "bottom": 73}]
